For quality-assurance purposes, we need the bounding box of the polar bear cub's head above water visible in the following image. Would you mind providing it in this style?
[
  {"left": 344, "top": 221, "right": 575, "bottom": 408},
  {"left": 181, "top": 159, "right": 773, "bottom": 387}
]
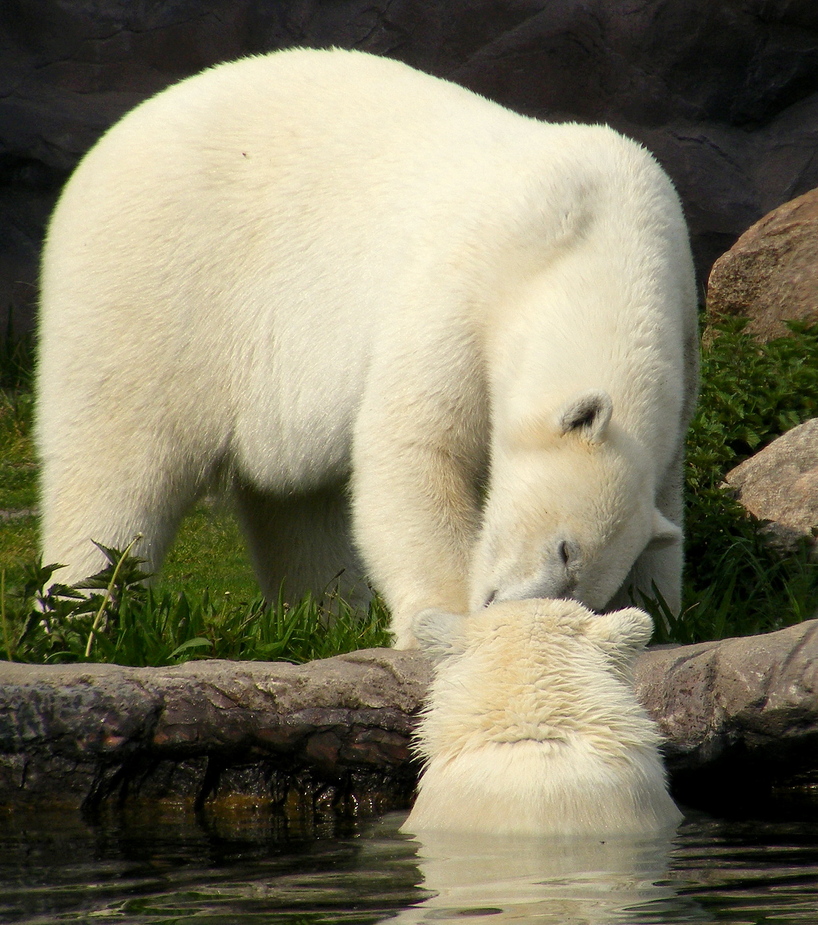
[{"left": 402, "top": 598, "right": 681, "bottom": 837}]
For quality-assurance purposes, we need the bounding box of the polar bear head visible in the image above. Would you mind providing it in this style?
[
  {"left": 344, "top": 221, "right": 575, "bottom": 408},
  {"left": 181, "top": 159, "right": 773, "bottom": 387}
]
[
  {"left": 402, "top": 598, "right": 681, "bottom": 836},
  {"left": 469, "top": 390, "right": 681, "bottom": 613}
]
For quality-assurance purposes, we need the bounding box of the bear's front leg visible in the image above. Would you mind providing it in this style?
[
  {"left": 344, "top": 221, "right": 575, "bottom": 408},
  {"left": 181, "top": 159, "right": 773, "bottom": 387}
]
[
  {"left": 351, "top": 438, "right": 483, "bottom": 647},
  {"left": 351, "top": 355, "right": 488, "bottom": 648}
]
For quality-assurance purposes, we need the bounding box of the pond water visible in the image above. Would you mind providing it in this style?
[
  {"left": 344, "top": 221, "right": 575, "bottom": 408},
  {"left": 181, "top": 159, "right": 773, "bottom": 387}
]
[{"left": 1, "top": 797, "right": 818, "bottom": 924}]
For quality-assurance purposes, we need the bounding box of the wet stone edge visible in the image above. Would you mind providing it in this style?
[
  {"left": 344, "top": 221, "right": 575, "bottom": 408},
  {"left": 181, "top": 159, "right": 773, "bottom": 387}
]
[{"left": 1, "top": 624, "right": 817, "bottom": 818}]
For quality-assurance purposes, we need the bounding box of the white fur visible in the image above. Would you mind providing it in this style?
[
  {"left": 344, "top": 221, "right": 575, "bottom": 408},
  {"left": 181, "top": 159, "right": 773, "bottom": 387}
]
[
  {"left": 403, "top": 599, "right": 681, "bottom": 836},
  {"left": 36, "top": 48, "right": 698, "bottom": 644}
]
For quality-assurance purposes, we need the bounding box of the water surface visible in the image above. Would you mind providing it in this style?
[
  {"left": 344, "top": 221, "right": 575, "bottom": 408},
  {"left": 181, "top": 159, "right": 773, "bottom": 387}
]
[{"left": 1, "top": 799, "right": 817, "bottom": 924}]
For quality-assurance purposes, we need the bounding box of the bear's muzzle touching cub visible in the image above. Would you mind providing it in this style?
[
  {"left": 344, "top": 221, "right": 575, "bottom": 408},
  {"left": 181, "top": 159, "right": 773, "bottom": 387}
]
[{"left": 403, "top": 598, "right": 681, "bottom": 836}]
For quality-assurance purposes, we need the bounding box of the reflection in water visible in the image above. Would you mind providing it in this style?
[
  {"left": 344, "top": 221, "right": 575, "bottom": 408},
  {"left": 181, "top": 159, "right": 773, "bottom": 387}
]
[
  {"left": 387, "top": 824, "right": 685, "bottom": 924},
  {"left": 1, "top": 803, "right": 818, "bottom": 923}
]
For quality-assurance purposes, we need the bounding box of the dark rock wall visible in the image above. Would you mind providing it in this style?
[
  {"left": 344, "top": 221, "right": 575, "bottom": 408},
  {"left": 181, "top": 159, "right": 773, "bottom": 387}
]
[{"left": 3, "top": 0, "right": 818, "bottom": 335}]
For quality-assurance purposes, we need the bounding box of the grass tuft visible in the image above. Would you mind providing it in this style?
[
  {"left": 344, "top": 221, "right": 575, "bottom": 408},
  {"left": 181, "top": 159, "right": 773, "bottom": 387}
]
[{"left": 0, "top": 544, "right": 392, "bottom": 666}]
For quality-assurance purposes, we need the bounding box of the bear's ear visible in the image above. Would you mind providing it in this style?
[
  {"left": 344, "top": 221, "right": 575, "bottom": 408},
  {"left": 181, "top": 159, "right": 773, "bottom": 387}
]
[
  {"left": 585, "top": 607, "right": 654, "bottom": 651},
  {"left": 556, "top": 390, "right": 613, "bottom": 443},
  {"left": 647, "top": 510, "right": 683, "bottom": 550},
  {"left": 413, "top": 609, "right": 466, "bottom": 663}
]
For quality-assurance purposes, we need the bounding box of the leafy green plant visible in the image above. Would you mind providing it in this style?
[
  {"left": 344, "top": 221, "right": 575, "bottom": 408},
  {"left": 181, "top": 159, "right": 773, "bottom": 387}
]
[
  {"left": 1, "top": 542, "right": 392, "bottom": 666},
  {"left": 669, "top": 319, "right": 818, "bottom": 642}
]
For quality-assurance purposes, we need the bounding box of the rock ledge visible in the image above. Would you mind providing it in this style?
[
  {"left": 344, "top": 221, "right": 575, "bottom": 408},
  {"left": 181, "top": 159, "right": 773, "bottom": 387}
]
[{"left": 1, "top": 621, "right": 817, "bottom": 816}]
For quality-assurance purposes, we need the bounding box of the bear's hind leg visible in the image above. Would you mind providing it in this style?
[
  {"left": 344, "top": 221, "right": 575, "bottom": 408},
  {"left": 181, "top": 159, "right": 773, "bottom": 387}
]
[
  {"left": 39, "top": 440, "right": 214, "bottom": 591},
  {"left": 233, "top": 481, "right": 371, "bottom": 612}
]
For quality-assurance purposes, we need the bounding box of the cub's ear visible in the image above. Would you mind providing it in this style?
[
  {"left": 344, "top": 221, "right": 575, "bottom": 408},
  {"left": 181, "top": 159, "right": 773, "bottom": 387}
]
[
  {"left": 413, "top": 609, "right": 466, "bottom": 664},
  {"left": 585, "top": 607, "right": 654, "bottom": 651},
  {"left": 556, "top": 390, "right": 613, "bottom": 443},
  {"left": 647, "top": 510, "right": 683, "bottom": 550}
]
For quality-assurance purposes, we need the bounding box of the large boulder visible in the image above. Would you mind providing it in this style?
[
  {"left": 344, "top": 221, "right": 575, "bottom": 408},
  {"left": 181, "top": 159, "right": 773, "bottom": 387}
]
[
  {"left": 634, "top": 619, "right": 818, "bottom": 809},
  {"left": 706, "top": 188, "right": 818, "bottom": 340},
  {"left": 723, "top": 418, "right": 818, "bottom": 556},
  {"left": 1, "top": 620, "right": 817, "bottom": 817},
  {"left": 2, "top": 0, "right": 818, "bottom": 336}
]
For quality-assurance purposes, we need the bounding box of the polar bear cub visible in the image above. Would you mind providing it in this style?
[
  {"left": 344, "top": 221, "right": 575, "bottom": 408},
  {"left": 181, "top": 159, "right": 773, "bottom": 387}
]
[{"left": 403, "top": 598, "right": 681, "bottom": 836}]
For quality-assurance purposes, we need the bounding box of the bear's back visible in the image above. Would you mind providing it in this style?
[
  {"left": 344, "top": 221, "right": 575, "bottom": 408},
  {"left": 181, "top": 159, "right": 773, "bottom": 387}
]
[{"left": 39, "top": 48, "right": 693, "bottom": 492}]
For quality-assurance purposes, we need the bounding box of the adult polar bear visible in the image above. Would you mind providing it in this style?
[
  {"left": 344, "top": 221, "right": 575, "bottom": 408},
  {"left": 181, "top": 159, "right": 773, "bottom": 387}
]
[{"left": 37, "top": 48, "right": 698, "bottom": 646}]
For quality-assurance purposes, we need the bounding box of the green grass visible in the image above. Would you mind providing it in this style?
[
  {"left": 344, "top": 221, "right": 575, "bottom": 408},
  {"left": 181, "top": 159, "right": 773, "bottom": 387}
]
[
  {"left": 0, "top": 389, "right": 386, "bottom": 665},
  {"left": 0, "top": 544, "right": 391, "bottom": 666},
  {"left": 1, "top": 318, "right": 816, "bottom": 664},
  {"left": 0, "top": 387, "right": 38, "bottom": 595},
  {"left": 653, "top": 319, "right": 818, "bottom": 644},
  {"left": 0, "top": 391, "right": 36, "bottom": 511},
  {"left": 160, "top": 502, "right": 258, "bottom": 602},
  {"left": 0, "top": 387, "right": 259, "bottom": 606}
]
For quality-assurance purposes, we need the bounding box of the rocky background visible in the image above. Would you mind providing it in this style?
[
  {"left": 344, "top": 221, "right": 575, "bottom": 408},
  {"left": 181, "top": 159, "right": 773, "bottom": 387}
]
[
  {"left": 2, "top": 0, "right": 818, "bottom": 336},
  {"left": 706, "top": 187, "right": 818, "bottom": 554}
]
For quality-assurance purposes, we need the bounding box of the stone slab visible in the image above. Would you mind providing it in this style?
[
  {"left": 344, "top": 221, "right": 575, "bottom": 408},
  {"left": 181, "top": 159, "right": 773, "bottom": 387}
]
[{"left": 2, "top": 621, "right": 817, "bottom": 815}]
